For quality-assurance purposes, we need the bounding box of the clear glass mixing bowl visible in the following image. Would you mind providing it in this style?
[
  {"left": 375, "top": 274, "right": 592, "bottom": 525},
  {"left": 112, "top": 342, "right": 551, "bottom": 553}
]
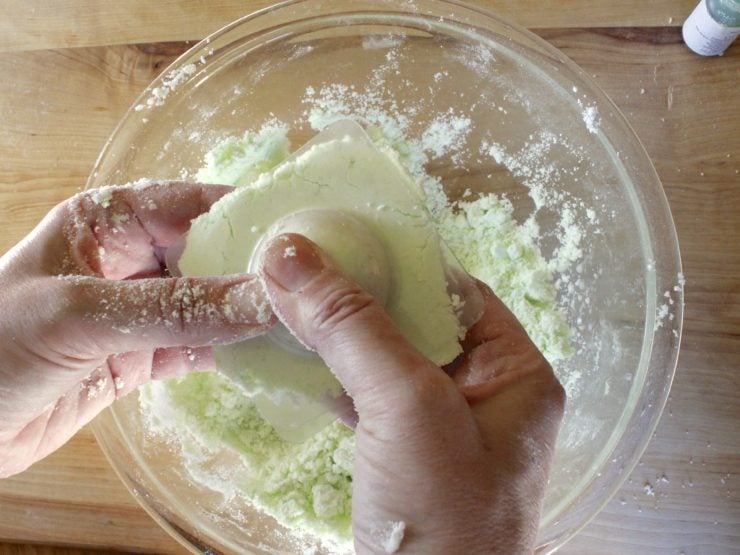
[{"left": 87, "top": 1, "right": 683, "bottom": 553}]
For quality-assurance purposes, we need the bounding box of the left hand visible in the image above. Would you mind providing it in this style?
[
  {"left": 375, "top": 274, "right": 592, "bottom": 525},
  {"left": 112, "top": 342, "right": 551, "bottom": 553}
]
[{"left": 0, "top": 182, "right": 274, "bottom": 478}]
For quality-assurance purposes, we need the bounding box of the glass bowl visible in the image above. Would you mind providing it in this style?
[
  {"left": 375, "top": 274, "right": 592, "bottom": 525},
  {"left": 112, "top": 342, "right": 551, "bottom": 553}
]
[{"left": 87, "top": 0, "right": 683, "bottom": 553}]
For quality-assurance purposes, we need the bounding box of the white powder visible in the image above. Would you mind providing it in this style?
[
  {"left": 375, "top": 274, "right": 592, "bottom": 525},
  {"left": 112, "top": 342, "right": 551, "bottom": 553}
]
[
  {"left": 250, "top": 284, "right": 273, "bottom": 326},
  {"left": 550, "top": 206, "right": 583, "bottom": 274},
  {"left": 113, "top": 376, "right": 125, "bottom": 392},
  {"left": 135, "top": 63, "right": 197, "bottom": 111},
  {"left": 86, "top": 375, "right": 109, "bottom": 401},
  {"left": 220, "top": 280, "right": 273, "bottom": 326},
  {"left": 421, "top": 110, "right": 471, "bottom": 158},
  {"left": 304, "top": 83, "right": 411, "bottom": 140},
  {"left": 438, "top": 195, "right": 572, "bottom": 365},
  {"left": 130, "top": 49, "right": 619, "bottom": 553},
  {"left": 482, "top": 131, "right": 581, "bottom": 211},
  {"left": 137, "top": 110, "right": 579, "bottom": 552},
  {"left": 289, "top": 45, "right": 315, "bottom": 61},
  {"left": 362, "top": 35, "right": 404, "bottom": 50},
  {"left": 449, "top": 42, "right": 495, "bottom": 73},
  {"left": 654, "top": 302, "right": 671, "bottom": 331},
  {"left": 379, "top": 521, "right": 406, "bottom": 554},
  {"left": 655, "top": 272, "right": 685, "bottom": 332},
  {"left": 582, "top": 105, "right": 600, "bottom": 135},
  {"left": 91, "top": 187, "right": 114, "bottom": 208},
  {"left": 195, "top": 124, "right": 290, "bottom": 187}
]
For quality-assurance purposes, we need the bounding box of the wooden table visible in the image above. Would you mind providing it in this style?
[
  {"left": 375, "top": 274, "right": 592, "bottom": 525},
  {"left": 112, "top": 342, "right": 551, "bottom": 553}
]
[{"left": 0, "top": 1, "right": 738, "bottom": 553}]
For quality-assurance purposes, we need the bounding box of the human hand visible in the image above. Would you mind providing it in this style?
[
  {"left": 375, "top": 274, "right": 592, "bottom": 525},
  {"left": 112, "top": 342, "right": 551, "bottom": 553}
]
[
  {"left": 0, "top": 182, "right": 274, "bottom": 478},
  {"left": 259, "top": 233, "right": 565, "bottom": 554}
]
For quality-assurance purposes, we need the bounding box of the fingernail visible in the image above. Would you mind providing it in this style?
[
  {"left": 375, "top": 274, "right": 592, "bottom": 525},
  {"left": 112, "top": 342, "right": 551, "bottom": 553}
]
[
  {"left": 164, "top": 234, "right": 187, "bottom": 277},
  {"left": 446, "top": 267, "right": 486, "bottom": 329},
  {"left": 260, "top": 234, "right": 325, "bottom": 292},
  {"left": 458, "top": 278, "right": 486, "bottom": 328}
]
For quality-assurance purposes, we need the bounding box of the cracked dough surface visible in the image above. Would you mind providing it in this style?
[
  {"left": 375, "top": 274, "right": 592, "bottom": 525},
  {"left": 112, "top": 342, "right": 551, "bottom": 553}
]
[{"left": 179, "top": 122, "right": 462, "bottom": 441}]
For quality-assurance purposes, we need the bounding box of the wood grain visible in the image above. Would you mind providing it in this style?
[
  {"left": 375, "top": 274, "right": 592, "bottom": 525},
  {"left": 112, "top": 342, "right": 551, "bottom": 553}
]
[
  {"left": 0, "top": 544, "right": 124, "bottom": 555},
  {"left": 0, "top": 43, "right": 192, "bottom": 256},
  {"left": 0, "top": 0, "right": 697, "bottom": 53},
  {"left": 0, "top": 430, "right": 184, "bottom": 553},
  {"left": 540, "top": 27, "right": 740, "bottom": 555},
  {"left": 0, "top": 19, "right": 738, "bottom": 555}
]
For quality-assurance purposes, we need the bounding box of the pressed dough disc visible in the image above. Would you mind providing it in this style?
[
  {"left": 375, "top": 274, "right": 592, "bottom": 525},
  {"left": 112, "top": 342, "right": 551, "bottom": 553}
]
[{"left": 179, "top": 120, "right": 463, "bottom": 441}]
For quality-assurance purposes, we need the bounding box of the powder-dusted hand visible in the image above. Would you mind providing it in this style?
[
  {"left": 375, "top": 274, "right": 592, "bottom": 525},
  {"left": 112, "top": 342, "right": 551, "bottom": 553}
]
[
  {"left": 0, "top": 182, "right": 274, "bottom": 478},
  {"left": 260, "top": 233, "right": 566, "bottom": 555}
]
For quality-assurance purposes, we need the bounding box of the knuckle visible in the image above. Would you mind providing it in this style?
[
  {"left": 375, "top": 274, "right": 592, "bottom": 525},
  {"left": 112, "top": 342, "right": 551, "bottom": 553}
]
[
  {"left": 61, "top": 193, "right": 90, "bottom": 239},
  {"left": 530, "top": 359, "right": 566, "bottom": 418},
  {"left": 65, "top": 189, "right": 105, "bottom": 226},
  {"left": 400, "top": 372, "right": 455, "bottom": 413},
  {"left": 166, "top": 277, "right": 221, "bottom": 333},
  {"left": 169, "top": 277, "right": 199, "bottom": 332},
  {"left": 309, "top": 279, "right": 376, "bottom": 337},
  {"left": 44, "top": 276, "right": 90, "bottom": 328},
  {"left": 538, "top": 357, "right": 565, "bottom": 401},
  {"left": 549, "top": 374, "right": 567, "bottom": 413},
  {"left": 65, "top": 190, "right": 90, "bottom": 213},
  {"left": 60, "top": 191, "right": 110, "bottom": 276}
]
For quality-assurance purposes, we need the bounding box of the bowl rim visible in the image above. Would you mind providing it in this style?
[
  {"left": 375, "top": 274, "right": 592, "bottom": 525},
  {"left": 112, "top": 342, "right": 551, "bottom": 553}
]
[{"left": 88, "top": 1, "right": 683, "bottom": 553}]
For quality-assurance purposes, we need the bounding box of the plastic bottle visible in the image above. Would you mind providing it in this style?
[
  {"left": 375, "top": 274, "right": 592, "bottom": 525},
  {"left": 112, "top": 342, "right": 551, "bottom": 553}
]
[{"left": 683, "top": 0, "right": 740, "bottom": 55}]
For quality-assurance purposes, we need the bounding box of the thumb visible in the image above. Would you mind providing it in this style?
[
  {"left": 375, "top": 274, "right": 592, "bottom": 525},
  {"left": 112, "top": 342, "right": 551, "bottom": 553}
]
[
  {"left": 62, "top": 274, "right": 275, "bottom": 356},
  {"left": 259, "top": 233, "right": 452, "bottom": 419}
]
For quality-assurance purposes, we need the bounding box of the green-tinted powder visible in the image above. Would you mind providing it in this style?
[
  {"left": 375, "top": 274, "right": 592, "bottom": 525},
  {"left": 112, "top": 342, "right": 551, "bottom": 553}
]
[
  {"left": 155, "top": 372, "right": 355, "bottom": 536},
  {"left": 139, "top": 123, "right": 571, "bottom": 548},
  {"left": 195, "top": 125, "right": 291, "bottom": 187}
]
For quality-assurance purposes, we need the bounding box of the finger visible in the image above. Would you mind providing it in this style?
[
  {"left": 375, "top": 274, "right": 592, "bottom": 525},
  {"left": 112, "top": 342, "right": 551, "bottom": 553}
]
[
  {"left": 6, "top": 366, "right": 120, "bottom": 477},
  {"left": 444, "top": 265, "right": 485, "bottom": 330},
  {"left": 152, "top": 346, "right": 215, "bottom": 380},
  {"left": 471, "top": 368, "right": 565, "bottom": 437},
  {"left": 61, "top": 273, "right": 275, "bottom": 356},
  {"left": 468, "top": 368, "right": 565, "bottom": 550},
  {"left": 36, "top": 346, "right": 214, "bottom": 455},
  {"left": 461, "top": 279, "right": 533, "bottom": 350},
  {"left": 450, "top": 280, "right": 565, "bottom": 412},
  {"left": 62, "top": 181, "right": 233, "bottom": 279},
  {"left": 452, "top": 282, "right": 565, "bottom": 484},
  {"left": 102, "top": 346, "right": 214, "bottom": 397},
  {"left": 452, "top": 279, "right": 549, "bottom": 394},
  {"left": 471, "top": 367, "right": 565, "bottom": 478},
  {"left": 259, "top": 233, "right": 456, "bottom": 420},
  {"left": 325, "top": 391, "right": 359, "bottom": 429},
  {"left": 4, "top": 344, "right": 215, "bottom": 477}
]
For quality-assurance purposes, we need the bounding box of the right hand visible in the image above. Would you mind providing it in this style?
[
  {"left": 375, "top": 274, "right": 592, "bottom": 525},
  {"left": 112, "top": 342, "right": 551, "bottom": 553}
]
[{"left": 259, "top": 233, "right": 566, "bottom": 554}]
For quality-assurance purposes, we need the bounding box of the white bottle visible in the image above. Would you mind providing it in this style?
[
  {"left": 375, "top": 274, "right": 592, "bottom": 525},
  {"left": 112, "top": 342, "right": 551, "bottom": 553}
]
[{"left": 683, "top": 0, "right": 740, "bottom": 55}]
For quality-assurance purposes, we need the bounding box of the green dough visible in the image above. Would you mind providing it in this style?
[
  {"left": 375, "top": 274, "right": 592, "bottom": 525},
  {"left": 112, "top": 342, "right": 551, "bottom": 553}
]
[
  {"left": 195, "top": 125, "right": 290, "bottom": 187},
  {"left": 178, "top": 121, "right": 463, "bottom": 442},
  {"left": 139, "top": 120, "right": 573, "bottom": 550}
]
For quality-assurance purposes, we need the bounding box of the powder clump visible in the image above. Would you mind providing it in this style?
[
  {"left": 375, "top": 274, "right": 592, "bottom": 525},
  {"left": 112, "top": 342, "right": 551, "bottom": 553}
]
[{"left": 138, "top": 102, "right": 574, "bottom": 552}]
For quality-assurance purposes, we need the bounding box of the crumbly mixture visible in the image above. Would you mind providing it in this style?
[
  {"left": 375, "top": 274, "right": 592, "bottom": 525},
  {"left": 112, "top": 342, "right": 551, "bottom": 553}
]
[{"left": 139, "top": 108, "right": 573, "bottom": 552}]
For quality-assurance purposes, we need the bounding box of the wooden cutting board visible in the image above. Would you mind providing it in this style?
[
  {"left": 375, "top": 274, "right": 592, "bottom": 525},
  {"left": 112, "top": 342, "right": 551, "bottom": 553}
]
[{"left": 0, "top": 2, "right": 738, "bottom": 554}]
